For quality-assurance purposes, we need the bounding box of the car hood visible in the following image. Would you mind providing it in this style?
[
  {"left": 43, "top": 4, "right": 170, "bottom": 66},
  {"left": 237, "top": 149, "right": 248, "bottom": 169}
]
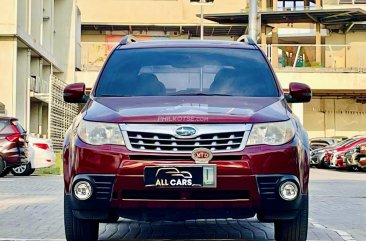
[{"left": 84, "top": 96, "right": 290, "bottom": 123}]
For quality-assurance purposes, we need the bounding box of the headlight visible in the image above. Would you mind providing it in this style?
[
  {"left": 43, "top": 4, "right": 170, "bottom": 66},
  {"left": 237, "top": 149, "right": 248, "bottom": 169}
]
[
  {"left": 246, "top": 120, "right": 295, "bottom": 146},
  {"left": 77, "top": 120, "right": 125, "bottom": 145}
]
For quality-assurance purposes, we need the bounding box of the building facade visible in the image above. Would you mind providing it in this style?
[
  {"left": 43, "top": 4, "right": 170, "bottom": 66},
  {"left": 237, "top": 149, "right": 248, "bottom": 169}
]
[
  {"left": 76, "top": 0, "right": 366, "bottom": 138},
  {"left": 0, "top": 0, "right": 79, "bottom": 149}
]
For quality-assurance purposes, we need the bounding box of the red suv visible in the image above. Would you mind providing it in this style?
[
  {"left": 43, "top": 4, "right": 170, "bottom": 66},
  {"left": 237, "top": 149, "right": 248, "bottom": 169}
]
[
  {"left": 63, "top": 37, "right": 312, "bottom": 241},
  {"left": 0, "top": 117, "right": 28, "bottom": 177}
]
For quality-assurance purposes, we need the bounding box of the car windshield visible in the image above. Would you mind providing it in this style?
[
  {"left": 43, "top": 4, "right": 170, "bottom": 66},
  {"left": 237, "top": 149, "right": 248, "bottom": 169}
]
[{"left": 95, "top": 47, "right": 279, "bottom": 97}]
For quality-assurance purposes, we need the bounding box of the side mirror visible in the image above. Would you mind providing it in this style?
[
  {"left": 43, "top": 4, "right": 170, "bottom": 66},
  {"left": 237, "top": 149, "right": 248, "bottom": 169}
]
[
  {"left": 285, "top": 82, "right": 312, "bottom": 103},
  {"left": 63, "top": 83, "right": 87, "bottom": 103}
]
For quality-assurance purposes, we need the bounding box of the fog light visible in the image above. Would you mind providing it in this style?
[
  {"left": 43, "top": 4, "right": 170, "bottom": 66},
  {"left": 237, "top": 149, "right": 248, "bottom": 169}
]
[
  {"left": 279, "top": 181, "right": 298, "bottom": 201},
  {"left": 74, "top": 181, "right": 93, "bottom": 200}
]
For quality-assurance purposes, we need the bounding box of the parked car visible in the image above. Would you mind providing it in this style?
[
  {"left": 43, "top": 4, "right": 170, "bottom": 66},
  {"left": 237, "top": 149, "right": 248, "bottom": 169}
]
[
  {"left": 310, "top": 138, "right": 355, "bottom": 168},
  {"left": 310, "top": 137, "right": 337, "bottom": 151},
  {"left": 327, "top": 137, "right": 366, "bottom": 169},
  {"left": 344, "top": 147, "right": 360, "bottom": 171},
  {"left": 11, "top": 136, "right": 56, "bottom": 176},
  {"left": 63, "top": 38, "right": 312, "bottom": 241},
  {"left": 344, "top": 143, "right": 366, "bottom": 172},
  {"left": 0, "top": 117, "right": 28, "bottom": 177}
]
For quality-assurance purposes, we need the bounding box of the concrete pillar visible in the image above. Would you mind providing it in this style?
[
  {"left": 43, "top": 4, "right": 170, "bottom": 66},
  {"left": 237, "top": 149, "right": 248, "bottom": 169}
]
[
  {"left": 273, "top": 0, "right": 278, "bottom": 11},
  {"left": 261, "top": 0, "right": 267, "bottom": 11},
  {"left": 260, "top": 25, "right": 267, "bottom": 55},
  {"left": 0, "top": 38, "right": 17, "bottom": 117},
  {"left": 261, "top": 25, "right": 267, "bottom": 45},
  {"left": 42, "top": 104, "right": 48, "bottom": 137},
  {"left": 272, "top": 27, "right": 279, "bottom": 68},
  {"left": 316, "top": 23, "right": 321, "bottom": 64},
  {"left": 30, "top": 0, "right": 42, "bottom": 44},
  {"left": 248, "top": 0, "right": 258, "bottom": 42},
  {"left": 292, "top": 103, "right": 304, "bottom": 125},
  {"left": 315, "top": 0, "right": 321, "bottom": 8},
  {"left": 15, "top": 48, "right": 30, "bottom": 128},
  {"left": 38, "top": 103, "right": 43, "bottom": 134}
]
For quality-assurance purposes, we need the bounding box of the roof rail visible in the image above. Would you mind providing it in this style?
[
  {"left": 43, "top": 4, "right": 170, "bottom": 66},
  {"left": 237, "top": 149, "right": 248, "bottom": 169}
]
[
  {"left": 236, "top": 35, "right": 256, "bottom": 45},
  {"left": 119, "top": 35, "right": 138, "bottom": 45}
]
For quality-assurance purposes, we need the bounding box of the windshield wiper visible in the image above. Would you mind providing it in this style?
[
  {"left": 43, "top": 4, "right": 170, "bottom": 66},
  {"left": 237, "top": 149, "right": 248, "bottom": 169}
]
[{"left": 169, "top": 93, "right": 232, "bottom": 96}]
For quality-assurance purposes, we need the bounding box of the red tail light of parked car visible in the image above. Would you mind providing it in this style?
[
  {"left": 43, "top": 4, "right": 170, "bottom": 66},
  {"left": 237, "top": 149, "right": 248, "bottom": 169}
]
[{"left": 33, "top": 143, "right": 49, "bottom": 150}]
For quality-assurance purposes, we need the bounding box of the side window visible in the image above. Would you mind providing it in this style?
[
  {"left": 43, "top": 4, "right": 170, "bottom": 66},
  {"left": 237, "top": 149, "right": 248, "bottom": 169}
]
[
  {"left": 13, "top": 121, "right": 26, "bottom": 134},
  {"left": 0, "top": 121, "right": 8, "bottom": 133}
]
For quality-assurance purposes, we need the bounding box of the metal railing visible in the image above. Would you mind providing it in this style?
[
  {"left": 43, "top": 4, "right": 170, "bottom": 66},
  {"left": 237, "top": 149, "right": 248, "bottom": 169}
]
[
  {"left": 80, "top": 42, "right": 366, "bottom": 72},
  {"left": 265, "top": 44, "right": 366, "bottom": 72},
  {"left": 30, "top": 76, "right": 50, "bottom": 94},
  {"left": 81, "top": 42, "right": 119, "bottom": 71}
]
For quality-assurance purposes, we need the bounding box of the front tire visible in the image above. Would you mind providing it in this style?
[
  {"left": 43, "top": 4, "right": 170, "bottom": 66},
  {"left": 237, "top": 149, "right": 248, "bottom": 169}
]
[
  {"left": 11, "top": 163, "right": 34, "bottom": 176},
  {"left": 64, "top": 194, "right": 99, "bottom": 241},
  {"left": 0, "top": 158, "right": 10, "bottom": 177},
  {"left": 274, "top": 196, "right": 308, "bottom": 241}
]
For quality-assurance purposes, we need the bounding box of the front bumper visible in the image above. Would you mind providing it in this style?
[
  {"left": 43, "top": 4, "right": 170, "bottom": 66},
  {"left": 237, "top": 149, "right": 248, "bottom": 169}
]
[
  {"left": 65, "top": 137, "right": 309, "bottom": 221},
  {"left": 330, "top": 157, "right": 346, "bottom": 169},
  {"left": 68, "top": 172, "right": 305, "bottom": 221}
]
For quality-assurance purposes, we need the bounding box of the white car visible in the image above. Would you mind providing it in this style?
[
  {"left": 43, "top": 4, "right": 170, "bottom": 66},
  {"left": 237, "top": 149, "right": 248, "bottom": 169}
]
[{"left": 11, "top": 136, "right": 56, "bottom": 176}]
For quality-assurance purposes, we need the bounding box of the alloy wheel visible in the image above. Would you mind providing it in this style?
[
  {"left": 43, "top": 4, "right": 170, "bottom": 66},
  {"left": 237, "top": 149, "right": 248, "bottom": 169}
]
[{"left": 12, "top": 165, "right": 27, "bottom": 174}]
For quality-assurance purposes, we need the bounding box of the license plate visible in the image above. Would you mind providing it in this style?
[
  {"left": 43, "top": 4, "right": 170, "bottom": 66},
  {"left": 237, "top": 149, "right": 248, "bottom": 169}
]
[{"left": 144, "top": 165, "right": 216, "bottom": 188}]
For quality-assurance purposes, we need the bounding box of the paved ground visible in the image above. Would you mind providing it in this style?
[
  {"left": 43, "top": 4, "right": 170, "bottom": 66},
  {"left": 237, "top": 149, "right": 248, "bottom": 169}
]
[{"left": 0, "top": 168, "right": 364, "bottom": 241}]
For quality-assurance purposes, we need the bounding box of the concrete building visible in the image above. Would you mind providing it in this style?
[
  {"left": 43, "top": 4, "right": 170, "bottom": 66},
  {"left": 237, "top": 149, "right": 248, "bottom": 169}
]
[
  {"left": 0, "top": 0, "right": 79, "bottom": 149},
  {"left": 75, "top": 0, "right": 366, "bottom": 138}
]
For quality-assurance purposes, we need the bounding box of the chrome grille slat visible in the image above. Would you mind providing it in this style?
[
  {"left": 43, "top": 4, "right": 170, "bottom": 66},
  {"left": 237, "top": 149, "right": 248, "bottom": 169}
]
[
  {"left": 129, "top": 136, "right": 243, "bottom": 142},
  {"left": 120, "top": 124, "right": 252, "bottom": 154},
  {"left": 130, "top": 142, "right": 242, "bottom": 147}
]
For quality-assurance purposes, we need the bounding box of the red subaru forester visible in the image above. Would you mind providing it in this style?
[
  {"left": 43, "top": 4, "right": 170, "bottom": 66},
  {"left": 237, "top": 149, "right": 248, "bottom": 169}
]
[{"left": 63, "top": 37, "right": 311, "bottom": 241}]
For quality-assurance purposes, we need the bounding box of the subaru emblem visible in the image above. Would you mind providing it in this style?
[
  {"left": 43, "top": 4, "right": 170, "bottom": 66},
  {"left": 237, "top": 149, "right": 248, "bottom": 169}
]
[{"left": 175, "top": 126, "right": 197, "bottom": 138}]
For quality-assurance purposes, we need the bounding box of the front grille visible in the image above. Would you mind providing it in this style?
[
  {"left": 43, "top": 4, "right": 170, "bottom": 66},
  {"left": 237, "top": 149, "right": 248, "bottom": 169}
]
[
  {"left": 121, "top": 190, "right": 250, "bottom": 200},
  {"left": 121, "top": 124, "right": 251, "bottom": 154},
  {"left": 257, "top": 176, "right": 282, "bottom": 201},
  {"left": 127, "top": 131, "right": 244, "bottom": 152}
]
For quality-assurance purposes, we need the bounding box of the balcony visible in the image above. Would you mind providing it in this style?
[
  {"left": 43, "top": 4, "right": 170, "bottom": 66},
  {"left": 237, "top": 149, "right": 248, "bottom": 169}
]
[
  {"left": 81, "top": 42, "right": 119, "bottom": 71},
  {"left": 259, "top": 44, "right": 366, "bottom": 72},
  {"left": 30, "top": 76, "right": 49, "bottom": 94}
]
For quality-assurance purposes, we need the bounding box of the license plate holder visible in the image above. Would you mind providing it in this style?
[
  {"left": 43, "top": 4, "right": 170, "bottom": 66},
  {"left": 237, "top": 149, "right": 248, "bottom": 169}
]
[{"left": 144, "top": 165, "right": 216, "bottom": 188}]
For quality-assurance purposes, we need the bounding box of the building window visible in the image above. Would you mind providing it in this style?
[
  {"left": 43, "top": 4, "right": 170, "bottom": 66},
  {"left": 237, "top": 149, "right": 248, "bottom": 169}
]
[{"left": 277, "top": 0, "right": 316, "bottom": 10}]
